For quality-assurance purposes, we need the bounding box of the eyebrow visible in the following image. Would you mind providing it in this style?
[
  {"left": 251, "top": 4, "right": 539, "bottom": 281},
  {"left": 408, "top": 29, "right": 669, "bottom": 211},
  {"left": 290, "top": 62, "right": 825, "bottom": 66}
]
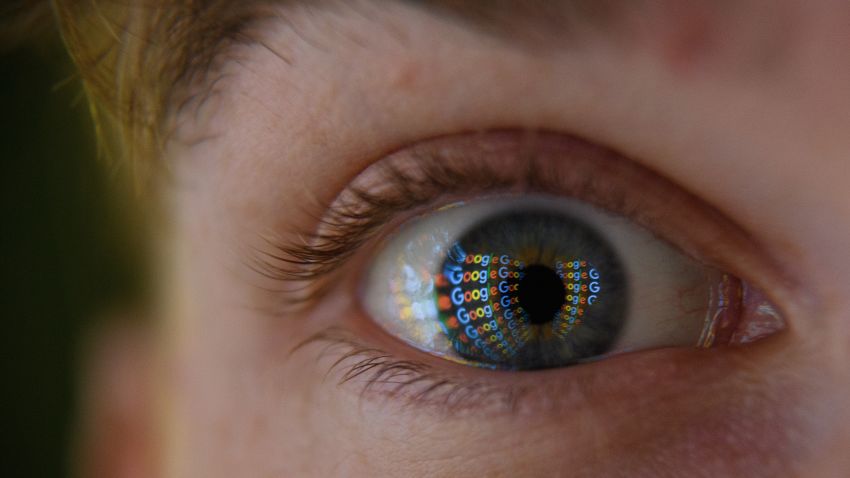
[
  {"left": 199, "top": 0, "right": 626, "bottom": 100},
  {"left": 172, "top": 0, "right": 617, "bottom": 133}
]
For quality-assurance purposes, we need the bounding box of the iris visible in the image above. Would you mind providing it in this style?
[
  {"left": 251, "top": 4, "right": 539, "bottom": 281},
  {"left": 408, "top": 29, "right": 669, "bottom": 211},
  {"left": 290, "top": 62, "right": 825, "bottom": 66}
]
[{"left": 435, "top": 211, "right": 628, "bottom": 369}]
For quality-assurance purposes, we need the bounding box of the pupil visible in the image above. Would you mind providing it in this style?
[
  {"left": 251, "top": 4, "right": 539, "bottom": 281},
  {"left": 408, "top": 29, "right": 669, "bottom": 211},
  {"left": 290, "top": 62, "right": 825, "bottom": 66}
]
[{"left": 517, "top": 264, "right": 566, "bottom": 325}]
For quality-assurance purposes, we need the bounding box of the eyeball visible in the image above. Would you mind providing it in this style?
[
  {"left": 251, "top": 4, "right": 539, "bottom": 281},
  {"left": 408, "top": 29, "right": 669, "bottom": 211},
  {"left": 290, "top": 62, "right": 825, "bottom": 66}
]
[{"left": 362, "top": 195, "right": 722, "bottom": 370}]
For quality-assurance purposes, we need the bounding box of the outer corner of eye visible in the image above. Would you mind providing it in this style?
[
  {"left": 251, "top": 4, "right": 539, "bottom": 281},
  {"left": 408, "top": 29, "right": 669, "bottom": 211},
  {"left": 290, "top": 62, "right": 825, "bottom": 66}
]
[{"left": 359, "top": 195, "right": 786, "bottom": 372}]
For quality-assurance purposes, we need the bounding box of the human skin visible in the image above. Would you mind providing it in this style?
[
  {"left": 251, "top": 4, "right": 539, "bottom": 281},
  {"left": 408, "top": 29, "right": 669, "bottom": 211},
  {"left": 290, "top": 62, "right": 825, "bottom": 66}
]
[{"left": 84, "top": 1, "right": 850, "bottom": 476}]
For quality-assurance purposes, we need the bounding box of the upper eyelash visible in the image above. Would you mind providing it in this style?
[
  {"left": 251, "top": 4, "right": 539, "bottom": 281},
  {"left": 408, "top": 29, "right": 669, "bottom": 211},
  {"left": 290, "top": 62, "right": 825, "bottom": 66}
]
[
  {"left": 291, "top": 327, "right": 528, "bottom": 414},
  {"left": 249, "top": 147, "right": 561, "bottom": 306}
]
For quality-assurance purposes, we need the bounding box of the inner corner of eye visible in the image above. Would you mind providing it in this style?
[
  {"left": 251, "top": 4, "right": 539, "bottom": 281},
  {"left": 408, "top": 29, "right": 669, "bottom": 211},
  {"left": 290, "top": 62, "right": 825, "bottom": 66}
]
[{"left": 359, "top": 196, "right": 786, "bottom": 371}]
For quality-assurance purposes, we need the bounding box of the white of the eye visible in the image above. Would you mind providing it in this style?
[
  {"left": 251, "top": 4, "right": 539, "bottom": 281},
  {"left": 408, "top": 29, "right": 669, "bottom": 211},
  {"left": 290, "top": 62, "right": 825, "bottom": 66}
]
[{"left": 363, "top": 196, "right": 710, "bottom": 360}]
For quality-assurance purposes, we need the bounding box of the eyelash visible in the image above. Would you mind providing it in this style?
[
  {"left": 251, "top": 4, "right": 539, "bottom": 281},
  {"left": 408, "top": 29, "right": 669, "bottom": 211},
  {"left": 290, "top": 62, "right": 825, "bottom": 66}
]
[{"left": 292, "top": 327, "right": 529, "bottom": 414}]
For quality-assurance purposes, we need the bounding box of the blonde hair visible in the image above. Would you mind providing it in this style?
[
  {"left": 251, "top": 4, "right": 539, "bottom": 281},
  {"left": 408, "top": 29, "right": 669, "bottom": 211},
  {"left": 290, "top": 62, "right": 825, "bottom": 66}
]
[{"left": 50, "top": 1, "right": 263, "bottom": 193}]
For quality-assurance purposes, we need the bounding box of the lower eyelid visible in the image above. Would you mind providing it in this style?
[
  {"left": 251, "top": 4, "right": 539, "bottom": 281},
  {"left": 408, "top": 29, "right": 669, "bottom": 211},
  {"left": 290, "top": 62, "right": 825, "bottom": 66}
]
[
  {"left": 288, "top": 325, "right": 815, "bottom": 476},
  {"left": 290, "top": 323, "right": 794, "bottom": 421},
  {"left": 294, "top": 272, "right": 789, "bottom": 413}
]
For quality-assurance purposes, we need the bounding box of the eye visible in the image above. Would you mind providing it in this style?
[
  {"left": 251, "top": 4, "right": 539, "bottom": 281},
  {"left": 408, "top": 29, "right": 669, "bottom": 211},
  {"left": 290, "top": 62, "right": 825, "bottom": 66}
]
[
  {"left": 270, "top": 131, "right": 787, "bottom": 375},
  {"left": 364, "top": 195, "right": 723, "bottom": 370}
]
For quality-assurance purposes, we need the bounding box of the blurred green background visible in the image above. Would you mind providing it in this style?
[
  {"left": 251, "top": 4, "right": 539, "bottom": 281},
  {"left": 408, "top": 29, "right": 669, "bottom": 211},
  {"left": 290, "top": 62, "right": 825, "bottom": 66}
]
[{"left": 2, "top": 29, "right": 139, "bottom": 477}]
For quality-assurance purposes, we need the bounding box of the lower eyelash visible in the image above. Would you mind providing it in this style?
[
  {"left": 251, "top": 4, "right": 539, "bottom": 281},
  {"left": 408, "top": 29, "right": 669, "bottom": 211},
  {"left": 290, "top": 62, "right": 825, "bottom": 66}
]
[{"left": 291, "top": 327, "right": 528, "bottom": 415}]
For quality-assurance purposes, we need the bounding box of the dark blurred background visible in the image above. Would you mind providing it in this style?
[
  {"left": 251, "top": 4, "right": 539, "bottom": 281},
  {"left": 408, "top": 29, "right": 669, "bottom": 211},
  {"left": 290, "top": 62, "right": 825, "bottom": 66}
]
[{"left": 2, "top": 11, "right": 140, "bottom": 477}]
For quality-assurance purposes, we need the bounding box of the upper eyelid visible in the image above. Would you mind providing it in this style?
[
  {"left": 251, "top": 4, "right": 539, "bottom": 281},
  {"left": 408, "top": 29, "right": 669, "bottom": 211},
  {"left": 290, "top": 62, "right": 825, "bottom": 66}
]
[
  {"left": 252, "top": 147, "right": 551, "bottom": 283},
  {"left": 249, "top": 130, "right": 797, "bottom": 318}
]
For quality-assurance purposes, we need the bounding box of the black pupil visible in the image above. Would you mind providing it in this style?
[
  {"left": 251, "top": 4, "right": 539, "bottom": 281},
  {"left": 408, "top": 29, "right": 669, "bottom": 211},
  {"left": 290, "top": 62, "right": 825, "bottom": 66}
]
[{"left": 517, "top": 264, "right": 566, "bottom": 325}]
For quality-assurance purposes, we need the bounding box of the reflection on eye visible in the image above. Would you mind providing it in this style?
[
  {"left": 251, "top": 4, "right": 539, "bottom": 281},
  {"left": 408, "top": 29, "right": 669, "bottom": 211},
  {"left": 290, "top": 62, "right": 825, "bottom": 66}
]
[
  {"left": 433, "top": 209, "right": 627, "bottom": 369},
  {"left": 364, "top": 196, "right": 746, "bottom": 370}
]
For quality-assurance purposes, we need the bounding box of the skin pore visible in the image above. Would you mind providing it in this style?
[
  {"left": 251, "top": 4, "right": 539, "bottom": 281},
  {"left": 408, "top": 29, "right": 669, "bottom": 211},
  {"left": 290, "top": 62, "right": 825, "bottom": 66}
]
[{"left": 83, "top": 1, "right": 850, "bottom": 476}]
